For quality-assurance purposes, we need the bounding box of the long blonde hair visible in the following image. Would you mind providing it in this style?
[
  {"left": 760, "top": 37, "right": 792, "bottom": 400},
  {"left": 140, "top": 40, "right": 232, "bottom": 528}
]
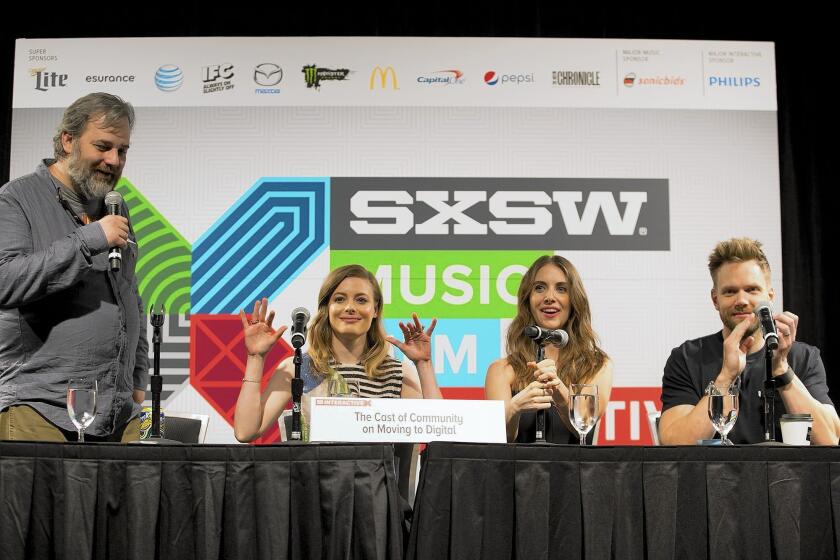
[
  {"left": 307, "top": 264, "right": 391, "bottom": 378},
  {"left": 506, "top": 255, "right": 607, "bottom": 392}
]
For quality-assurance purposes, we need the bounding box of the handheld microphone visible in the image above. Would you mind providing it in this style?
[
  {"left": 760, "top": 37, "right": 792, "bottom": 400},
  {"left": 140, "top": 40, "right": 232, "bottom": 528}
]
[
  {"left": 523, "top": 325, "right": 569, "bottom": 347},
  {"left": 754, "top": 301, "right": 779, "bottom": 350},
  {"left": 290, "top": 307, "right": 310, "bottom": 349},
  {"left": 104, "top": 191, "right": 123, "bottom": 272}
]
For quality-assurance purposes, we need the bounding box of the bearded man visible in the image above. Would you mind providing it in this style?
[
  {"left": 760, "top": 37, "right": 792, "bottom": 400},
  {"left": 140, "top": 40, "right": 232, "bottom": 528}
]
[{"left": 0, "top": 93, "right": 148, "bottom": 441}]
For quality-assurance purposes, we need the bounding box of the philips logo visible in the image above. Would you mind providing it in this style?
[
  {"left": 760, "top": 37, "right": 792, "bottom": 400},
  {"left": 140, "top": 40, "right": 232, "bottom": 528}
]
[
  {"left": 708, "top": 76, "right": 760, "bottom": 87},
  {"left": 330, "top": 178, "right": 669, "bottom": 250}
]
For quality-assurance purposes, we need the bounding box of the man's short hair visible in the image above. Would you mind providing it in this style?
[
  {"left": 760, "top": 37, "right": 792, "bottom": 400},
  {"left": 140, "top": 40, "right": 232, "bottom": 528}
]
[
  {"left": 708, "top": 237, "right": 771, "bottom": 286},
  {"left": 52, "top": 93, "right": 135, "bottom": 160}
]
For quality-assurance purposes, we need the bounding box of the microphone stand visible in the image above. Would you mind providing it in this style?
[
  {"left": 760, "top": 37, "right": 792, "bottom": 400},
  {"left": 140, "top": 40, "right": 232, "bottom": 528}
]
[
  {"left": 290, "top": 342, "right": 304, "bottom": 441},
  {"left": 535, "top": 342, "right": 546, "bottom": 443},
  {"left": 133, "top": 305, "right": 180, "bottom": 444},
  {"left": 762, "top": 345, "right": 776, "bottom": 442},
  {"left": 150, "top": 306, "right": 165, "bottom": 438}
]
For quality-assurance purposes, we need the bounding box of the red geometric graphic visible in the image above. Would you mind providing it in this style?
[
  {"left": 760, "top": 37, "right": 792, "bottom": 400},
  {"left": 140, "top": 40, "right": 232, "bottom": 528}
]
[{"left": 190, "top": 314, "right": 293, "bottom": 444}]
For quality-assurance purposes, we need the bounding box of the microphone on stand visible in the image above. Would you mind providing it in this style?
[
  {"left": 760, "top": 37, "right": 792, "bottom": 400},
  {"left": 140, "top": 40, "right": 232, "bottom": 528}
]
[
  {"left": 523, "top": 326, "right": 570, "bottom": 443},
  {"left": 754, "top": 301, "right": 779, "bottom": 350},
  {"left": 523, "top": 325, "right": 569, "bottom": 347},
  {"left": 290, "top": 307, "right": 310, "bottom": 349},
  {"left": 104, "top": 191, "right": 123, "bottom": 272},
  {"left": 290, "top": 307, "right": 310, "bottom": 441}
]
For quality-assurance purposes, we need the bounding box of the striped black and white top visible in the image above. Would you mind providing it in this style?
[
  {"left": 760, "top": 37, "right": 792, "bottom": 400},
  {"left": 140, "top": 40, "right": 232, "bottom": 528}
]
[
  {"left": 300, "top": 353, "right": 404, "bottom": 399},
  {"left": 331, "top": 357, "right": 404, "bottom": 399}
]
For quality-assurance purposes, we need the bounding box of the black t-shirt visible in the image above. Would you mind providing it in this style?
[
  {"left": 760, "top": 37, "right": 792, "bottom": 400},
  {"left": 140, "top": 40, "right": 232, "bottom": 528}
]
[{"left": 661, "top": 332, "right": 833, "bottom": 444}]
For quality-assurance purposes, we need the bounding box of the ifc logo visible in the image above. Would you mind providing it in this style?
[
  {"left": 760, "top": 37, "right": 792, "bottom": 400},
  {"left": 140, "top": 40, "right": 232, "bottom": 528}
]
[{"left": 155, "top": 64, "right": 183, "bottom": 92}]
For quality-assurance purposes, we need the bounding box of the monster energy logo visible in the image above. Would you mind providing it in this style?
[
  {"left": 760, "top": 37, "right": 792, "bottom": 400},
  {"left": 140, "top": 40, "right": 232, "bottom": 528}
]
[{"left": 302, "top": 65, "right": 351, "bottom": 89}]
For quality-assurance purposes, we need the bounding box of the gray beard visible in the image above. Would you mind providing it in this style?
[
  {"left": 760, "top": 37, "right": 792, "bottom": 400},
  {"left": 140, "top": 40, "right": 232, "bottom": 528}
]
[{"left": 66, "top": 154, "right": 117, "bottom": 200}]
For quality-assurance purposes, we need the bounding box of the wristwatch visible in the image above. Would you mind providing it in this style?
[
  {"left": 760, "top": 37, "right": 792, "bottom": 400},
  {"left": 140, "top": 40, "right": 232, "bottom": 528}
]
[{"left": 773, "top": 367, "right": 795, "bottom": 388}]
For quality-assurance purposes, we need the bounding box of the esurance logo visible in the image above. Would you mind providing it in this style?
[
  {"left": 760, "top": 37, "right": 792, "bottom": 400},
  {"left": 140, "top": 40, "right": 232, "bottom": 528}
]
[
  {"left": 370, "top": 66, "right": 398, "bottom": 90},
  {"left": 331, "top": 178, "right": 669, "bottom": 250}
]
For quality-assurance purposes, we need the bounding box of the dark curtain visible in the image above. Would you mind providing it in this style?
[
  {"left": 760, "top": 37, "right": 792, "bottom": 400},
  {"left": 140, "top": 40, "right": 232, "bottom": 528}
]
[{"left": 2, "top": 5, "right": 836, "bottom": 397}]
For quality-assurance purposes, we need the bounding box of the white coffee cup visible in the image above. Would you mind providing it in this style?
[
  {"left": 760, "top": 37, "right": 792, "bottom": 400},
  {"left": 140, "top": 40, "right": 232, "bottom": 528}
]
[{"left": 780, "top": 413, "right": 812, "bottom": 445}]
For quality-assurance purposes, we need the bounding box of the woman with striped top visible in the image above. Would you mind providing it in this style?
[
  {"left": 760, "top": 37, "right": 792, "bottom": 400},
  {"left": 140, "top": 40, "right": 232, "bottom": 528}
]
[{"left": 233, "top": 264, "right": 442, "bottom": 443}]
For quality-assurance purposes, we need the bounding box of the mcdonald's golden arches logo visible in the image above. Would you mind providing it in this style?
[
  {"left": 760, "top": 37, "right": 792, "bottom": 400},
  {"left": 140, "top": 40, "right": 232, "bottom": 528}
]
[{"left": 370, "top": 66, "right": 398, "bottom": 90}]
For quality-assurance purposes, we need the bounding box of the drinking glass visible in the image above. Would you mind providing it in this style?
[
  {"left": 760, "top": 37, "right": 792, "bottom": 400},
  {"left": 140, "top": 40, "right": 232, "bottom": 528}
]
[
  {"left": 328, "top": 375, "right": 360, "bottom": 397},
  {"left": 569, "top": 384, "right": 599, "bottom": 446},
  {"left": 707, "top": 380, "right": 740, "bottom": 445},
  {"left": 67, "top": 378, "right": 97, "bottom": 442}
]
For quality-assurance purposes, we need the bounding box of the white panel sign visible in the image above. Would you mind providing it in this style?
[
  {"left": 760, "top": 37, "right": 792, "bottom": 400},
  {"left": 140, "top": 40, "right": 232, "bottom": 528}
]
[{"left": 309, "top": 398, "right": 506, "bottom": 443}]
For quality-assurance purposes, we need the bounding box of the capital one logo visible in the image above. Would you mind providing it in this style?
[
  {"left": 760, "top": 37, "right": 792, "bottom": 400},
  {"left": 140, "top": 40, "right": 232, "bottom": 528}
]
[
  {"left": 370, "top": 66, "right": 398, "bottom": 90},
  {"left": 330, "top": 178, "right": 669, "bottom": 250}
]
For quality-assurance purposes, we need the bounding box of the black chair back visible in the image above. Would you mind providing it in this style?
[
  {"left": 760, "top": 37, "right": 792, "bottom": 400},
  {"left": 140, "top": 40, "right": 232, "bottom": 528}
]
[{"left": 165, "top": 416, "right": 202, "bottom": 443}]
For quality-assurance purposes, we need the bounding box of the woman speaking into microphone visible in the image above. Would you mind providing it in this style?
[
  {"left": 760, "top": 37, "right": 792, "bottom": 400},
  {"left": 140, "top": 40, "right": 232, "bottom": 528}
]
[
  {"left": 233, "top": 264, "right": 442, "bottom": 443},
  {"left": 485, "top": 255, "right": 613, "bottom": 443}
]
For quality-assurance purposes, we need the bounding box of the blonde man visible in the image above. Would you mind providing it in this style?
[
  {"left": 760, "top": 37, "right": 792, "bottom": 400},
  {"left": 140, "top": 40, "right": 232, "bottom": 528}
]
[{"left": 659, "top": 238, "right": 840, "bottom": 445}]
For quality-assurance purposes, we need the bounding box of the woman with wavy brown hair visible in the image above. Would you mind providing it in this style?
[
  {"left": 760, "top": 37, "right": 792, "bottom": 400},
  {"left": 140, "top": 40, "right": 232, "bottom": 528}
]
[
  {"left": 233, "top": 264, "right": 441, "bottom": 442},
  {"left": 485, "top": 255, "right": 613, "bottom": 443}
]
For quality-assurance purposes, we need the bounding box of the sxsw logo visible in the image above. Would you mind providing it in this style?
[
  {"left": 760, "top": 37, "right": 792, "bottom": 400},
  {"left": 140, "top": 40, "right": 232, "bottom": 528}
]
[
  {"left": 370, "top": 66, "right": 398, "bottom": 90},
  {"left": 331, "top": 178, "right": 669, "bottom": 250}
]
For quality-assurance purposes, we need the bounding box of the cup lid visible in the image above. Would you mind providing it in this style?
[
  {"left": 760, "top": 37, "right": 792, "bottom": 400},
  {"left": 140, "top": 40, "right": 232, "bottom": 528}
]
[{"left": 780, "top": 413, "right": 812, "bottom": 420}]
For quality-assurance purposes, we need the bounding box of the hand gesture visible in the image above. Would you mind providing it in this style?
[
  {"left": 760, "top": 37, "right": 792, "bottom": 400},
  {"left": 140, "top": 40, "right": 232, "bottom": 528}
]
[
  {"left": 239, "top": 298, "right": 287, "bottom": 358},
  {"left": 386, "top": 313, "right": 437, "bottom": 364},
  {"left": 721, "top": 315, "right": 756, "bottom": 383},
  {"left": 98, "top": 215, "right": 129, "bottom": 248},
  {"left": 527, "top": 358, "right": 569, "bottom": 406},
  {"left": 772, "top": 311, "right": 799, "bottom": 376},
  {"left": 510, "top": 380, "right": 553, "bottom": 414}
]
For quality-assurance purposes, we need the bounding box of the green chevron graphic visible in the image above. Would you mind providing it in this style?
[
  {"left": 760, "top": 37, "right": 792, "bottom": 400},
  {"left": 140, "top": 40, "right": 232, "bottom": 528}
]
[{"left": 117, "top": 178, "right": 191, "bottom": 314}]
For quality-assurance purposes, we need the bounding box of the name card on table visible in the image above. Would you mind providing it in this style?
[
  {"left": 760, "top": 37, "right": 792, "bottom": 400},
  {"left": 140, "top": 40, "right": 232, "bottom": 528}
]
[{"left": 309, "top": 398, "right": 506, "bottom": 443}]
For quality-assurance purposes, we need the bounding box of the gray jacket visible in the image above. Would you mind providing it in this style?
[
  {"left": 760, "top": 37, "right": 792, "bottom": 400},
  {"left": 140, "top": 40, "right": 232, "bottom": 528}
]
[{"left": 0, "top": 160, "right": 148, "bottom": 436}]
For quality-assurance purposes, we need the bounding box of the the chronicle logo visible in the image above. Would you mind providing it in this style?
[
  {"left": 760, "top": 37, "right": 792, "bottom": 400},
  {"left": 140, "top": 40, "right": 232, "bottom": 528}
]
[
  {"left": 202, "top": 64, "right": 234, "bottom": 93},
  {"left": 552, "top": 70, "right": 600, "bottom": 86},
  {"left": 331, "top": 178, "right": 669, "bottom": 250},
  {"left": 30, "top": 67, "right": 67, "bottom": 91},
  {"left": 302, "top": 65, "right": 351, "bottom": 89},
  {"left": 254, "top": 63, "right": 283, "bottom": 94}
]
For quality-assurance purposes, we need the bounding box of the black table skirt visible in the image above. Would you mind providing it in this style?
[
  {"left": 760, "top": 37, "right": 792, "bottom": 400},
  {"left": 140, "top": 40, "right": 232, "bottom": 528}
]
[
  {"left": 0, "top": 442, "right": 404, "bottom": 560},
  {"left": 407, "top": 443, "right": 840, "bottom": 560}
]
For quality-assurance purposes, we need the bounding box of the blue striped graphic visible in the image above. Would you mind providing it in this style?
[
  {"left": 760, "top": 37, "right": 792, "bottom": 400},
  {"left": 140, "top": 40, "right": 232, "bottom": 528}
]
[{"left": 192, "top": 178, "right": 329, "bottom": 313}]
